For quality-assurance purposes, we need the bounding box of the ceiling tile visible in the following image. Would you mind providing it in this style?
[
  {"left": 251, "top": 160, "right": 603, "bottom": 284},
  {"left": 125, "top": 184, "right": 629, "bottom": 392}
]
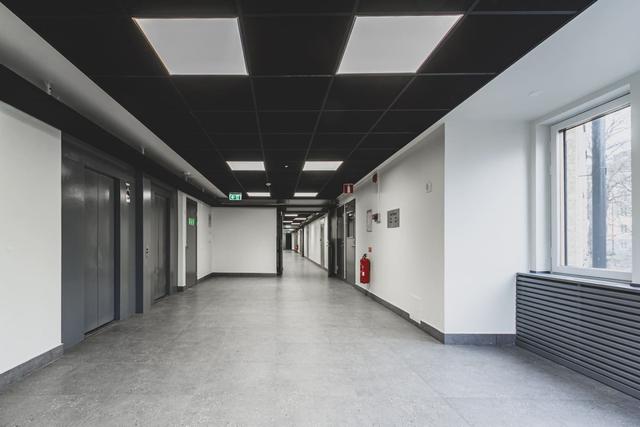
[
  {"left": 1, "top": 0, "right": 124, "bottom": 17},
  {"left": 474, "top": 0, "right": 593, "bottom": 11},
  {"left": 262, "top": 134, "right": 311, "bottom": 151},
  {"left": 195, "top": 111, "right": 258, "bottom": 133},
  {"left": 209, "top": 133, "right": 262, "bottom": 150},
  {"left": 240, "top": 0, "right": 356, "bottom": 14},
  {"left": 253, "top": 77, "right": 331, "bottom": 110},
  {"left": 374, "top": 110, "right": 445, "bottom": 133},
  {"left": 126, "top": 0, "right": 237, "bottom": 17},
  {"left": 173, "top": 76, "right": 253, "bottom": 111},
  {"left": 420, "top": 15, "right": 572, "bottom": 73},
  {"left": 259, "top": 112, "right": 318, "bottom": 133},
  {"left": 325, "top": 76, "right": 411, "bottom": 110},
  {"left": 24, "top": 17, "right": 165, "bottom": 77},
  {"left": 357, "top": 0, "right": 473, "bottom": 14},
  {"left": 359, "top": 133, "right": 416, "bottom": 150},
  {"left": 395, "top": 75, "right": 492, "bottom": 109},
  {"left": 264, "top": 150, "right": 306, "bottom": 172},
  {"left": 218, "top": 149, "right": 263, "bottom": 160},
  {"left": 298, "top": 173, "right": 332, "bottom": 190},
  {"left": 311, "top": 133, "right": 363, "bottom": 152},
  {"left": 235, "top": 172, "right": 269, "bottom": 190},
  {"left": 317, "top": 111, "right": 381, "bottom": 133},
  {"left": 242, "top": 16, "right": 352, "bottom": 75}
]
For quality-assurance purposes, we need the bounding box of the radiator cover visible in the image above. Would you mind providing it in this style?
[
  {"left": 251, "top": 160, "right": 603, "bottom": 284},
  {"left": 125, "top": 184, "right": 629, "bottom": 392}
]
[{"left": 516, "top": 273, "right": 640, "bottom": 400}]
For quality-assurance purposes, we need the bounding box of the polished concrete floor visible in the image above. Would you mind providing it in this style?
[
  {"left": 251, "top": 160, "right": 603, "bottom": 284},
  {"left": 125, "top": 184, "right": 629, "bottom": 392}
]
[{"left": 1, "top": 251, "right": 639, "bottom": 426}]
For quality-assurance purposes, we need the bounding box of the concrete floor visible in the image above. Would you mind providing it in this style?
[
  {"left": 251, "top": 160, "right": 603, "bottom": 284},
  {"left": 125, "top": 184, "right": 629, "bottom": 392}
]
[{"left": 1, "top": 251, "right": 639, "bottom": 426}]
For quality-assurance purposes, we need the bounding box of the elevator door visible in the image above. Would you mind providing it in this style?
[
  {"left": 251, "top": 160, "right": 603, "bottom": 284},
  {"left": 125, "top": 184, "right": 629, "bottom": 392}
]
[
  {"left": 153, "top": 193, "right": 170, "bottom": 300},
  {"left": 320, "top": 223, "right": 325, "bottom": 267},
  {"left": 336, "top": 206, "right": 344, "bottom": 278},
  {"left": 186, "top": 198, "right": 197, "bottom": 287},
  {"left": 345, "top": 201, "right": 356, "bottom": 284},
  {"left": 84, "top": 169, "right": 116, "bottom": 332}
]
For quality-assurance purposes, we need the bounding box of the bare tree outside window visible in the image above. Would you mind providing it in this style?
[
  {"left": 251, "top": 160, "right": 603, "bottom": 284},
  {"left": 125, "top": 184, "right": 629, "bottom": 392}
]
[{"left": 563, "top": 106, "right": 631, "bottom": 272}]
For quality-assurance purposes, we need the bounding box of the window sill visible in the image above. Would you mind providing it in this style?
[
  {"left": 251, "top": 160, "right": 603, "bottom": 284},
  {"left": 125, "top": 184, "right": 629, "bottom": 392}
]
[{"left": 520, "top": 272, "right": 640, "bottom": 292}]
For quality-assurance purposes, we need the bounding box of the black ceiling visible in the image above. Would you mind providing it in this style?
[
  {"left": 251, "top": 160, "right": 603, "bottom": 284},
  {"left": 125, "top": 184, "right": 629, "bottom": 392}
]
[{"left": 3, "top": 0, "right": 596, "bottom": 199}]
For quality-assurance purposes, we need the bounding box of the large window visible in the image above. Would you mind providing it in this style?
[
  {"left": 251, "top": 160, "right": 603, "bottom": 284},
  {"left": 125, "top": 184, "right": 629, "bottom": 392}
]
[{"left": 552, "top": 97, "right": 632, "bottom": 280}]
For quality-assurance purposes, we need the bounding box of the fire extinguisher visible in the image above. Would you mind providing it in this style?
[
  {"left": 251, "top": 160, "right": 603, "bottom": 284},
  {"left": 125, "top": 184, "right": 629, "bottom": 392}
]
[{"left": 360, "top": 254, "right": 370, "bottom": 284}]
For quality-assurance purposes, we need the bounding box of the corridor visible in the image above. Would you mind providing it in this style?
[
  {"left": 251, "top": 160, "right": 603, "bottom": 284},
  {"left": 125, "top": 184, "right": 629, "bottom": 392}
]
[{"left": 0, "top": 252, "right": 638, "bottom": 426}]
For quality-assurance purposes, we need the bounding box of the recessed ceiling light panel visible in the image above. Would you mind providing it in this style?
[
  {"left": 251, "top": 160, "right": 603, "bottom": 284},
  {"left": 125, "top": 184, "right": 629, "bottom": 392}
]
[
  {"left": 227, "top": 161, "right": 265, "bottom": 171},
  {"left": 303, "top": 161, "right": 343, "bottom": 171},
  {"left": 284, "top": 213, "right": 298, "bottom": 217},
  {"left": 294, "top": 192, "right": 318, "bottom": 198},
  {"left": 338, "top": 15, "right": 461, "bottom": 74},
  {"left": 134, "top": 18, "right": 247, "bottom": 75},
  {"left": 247, "top": 192, "right": 270, "bottom": 197}
]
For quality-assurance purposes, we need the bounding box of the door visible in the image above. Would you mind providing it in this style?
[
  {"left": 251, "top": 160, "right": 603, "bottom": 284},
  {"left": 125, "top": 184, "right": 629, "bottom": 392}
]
[
  {"left": 345, "top": 200, "right": 356, "bottom": 284},
  {"left": 186, "top": 198, "right": 197, "bottom": 287},
  {"left": 84, "top": 169, "right": 116, "bottom": 332},
  {"left": 336, "top": 206, "right": 344, "bottom": 278},
  {"left": 153, "top": 193, "right": 170, "bottom": 300},
  {"left": 285, "top": 233, "right": 292, "bottom": 250},
  {"left": 320, "top": 223, "right": 325, "bottom": 267}
]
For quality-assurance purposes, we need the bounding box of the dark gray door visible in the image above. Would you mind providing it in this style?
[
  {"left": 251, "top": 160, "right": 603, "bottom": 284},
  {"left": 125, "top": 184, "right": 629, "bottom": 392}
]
[
  {"left": 84, "top": 169, "right": 116, "bottom": 332},
  {"left": 186, "top": 198, "right": 197, "bottom": 287},
  {"left": 320, "top": 223, "right": 325, "bottom": 267},
  {"left": 153, "top": 193, "right": 170, "bottom": 300},
  {"left": 336, "top": 206, "right": 344, "bottom": 278},
  {"left": 345, "top": 201, "right": 356, "bottom": 284}
]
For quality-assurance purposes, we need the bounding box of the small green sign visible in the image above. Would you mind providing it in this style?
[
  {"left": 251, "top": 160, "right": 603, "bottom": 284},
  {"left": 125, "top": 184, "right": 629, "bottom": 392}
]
[
  {"left": 229, "top": 192, "right": 242, "bottom": 201},
  {"left": 188, "top": 217, "right": 197, "bottom": 226}
]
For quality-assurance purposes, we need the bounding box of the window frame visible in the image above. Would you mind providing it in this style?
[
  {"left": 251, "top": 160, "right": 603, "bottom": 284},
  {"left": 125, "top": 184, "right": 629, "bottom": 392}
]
[{"left": 550, "top": 95, "right": 632, "bottom": 281}]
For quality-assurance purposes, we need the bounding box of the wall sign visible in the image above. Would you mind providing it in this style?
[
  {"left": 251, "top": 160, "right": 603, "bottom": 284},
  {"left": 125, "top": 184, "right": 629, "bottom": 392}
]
[
  {"left": 228, "top": 192, "right": 242, "bottom": 201},
  {"left": 188, "top": 217, "right": 197, "bottom": 226},
  {"left": 387, "top": 209, "right": 400, "bottom": 228}
]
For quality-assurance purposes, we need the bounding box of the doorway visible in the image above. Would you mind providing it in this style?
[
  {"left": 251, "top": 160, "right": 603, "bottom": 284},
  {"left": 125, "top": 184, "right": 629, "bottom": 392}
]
[
  {"left": 84, "top": 169, "right": 116, "bottom": 333},
  {"left": 336, "top": 206, "right": 344, "bottom": 278},
  {"left": 345, "top": 200, "right": 356, "bottom": 284},
  {"left": 320, "top": 222, "right": 325, "bottom": 268},
  {"left": 151, "top": 191, "right": 170, "bottom": 301},
  {"left": 186, "top": 198, "right": 198, "bottom": 287}
]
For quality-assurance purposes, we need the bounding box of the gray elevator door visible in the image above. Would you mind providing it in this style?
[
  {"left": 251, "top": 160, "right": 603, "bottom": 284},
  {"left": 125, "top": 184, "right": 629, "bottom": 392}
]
[
  {"left": 84, "top": 169, "right": 115, "bottom": 332},
  {"left": 186, "top": 198, "right": 197, "bottom": 287},
  {"left": 153, "top": 193, "right": 169, "bottom": 300}
]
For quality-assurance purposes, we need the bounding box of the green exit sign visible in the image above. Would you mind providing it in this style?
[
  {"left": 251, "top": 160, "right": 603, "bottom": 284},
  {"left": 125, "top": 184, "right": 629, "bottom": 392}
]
[
  {"left": 228, "top": 192, "right": 242, "bottom": 201},
  {"left": 188, "top": 217, "right": 196, "bottom": 226}
]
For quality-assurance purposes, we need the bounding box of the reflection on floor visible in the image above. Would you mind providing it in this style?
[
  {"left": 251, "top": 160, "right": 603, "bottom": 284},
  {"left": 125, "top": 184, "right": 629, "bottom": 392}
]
[{"left": 1, "top": 251, "right": 639, "bottom": 426}]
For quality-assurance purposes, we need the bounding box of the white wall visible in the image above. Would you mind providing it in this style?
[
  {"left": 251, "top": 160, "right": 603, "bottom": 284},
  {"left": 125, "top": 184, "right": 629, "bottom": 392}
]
[
  {"left": 305, "top": 215, "right": 328, "bottom": 268},
  {"left": 0, "top": 102, "right": 62, "bottom": 374},
  {"left": 211, "top": 207, "right": 277, "bottom": 274},
  {"left": 353, "top": 127, "right": 445, "bottom": 329},
  {"left": 443, "top": 120, "right": 529, "bottom": 334}
]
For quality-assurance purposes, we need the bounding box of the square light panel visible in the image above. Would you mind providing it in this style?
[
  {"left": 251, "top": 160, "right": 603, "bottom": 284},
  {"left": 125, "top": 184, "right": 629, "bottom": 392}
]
[
  {"left": 294, "top": 193, "right": 317, "bottom": 198},
  {"left": 247, "top": 192, "right": 270, "bottom": 197},
  {"left": 284, "top": 213, "right": 298, "bottom": 217},
  {"left": 134, "top": 18, "right": 247, "bottom": 75},
  {"left": 227, "top": 161, "right": 265, "bottom": 171},
  {"left": 303, "top": 161, "right": 343, "bottom": 171},
  {"left": 338, "top": 15, "right": 461, "bottom": 74}
]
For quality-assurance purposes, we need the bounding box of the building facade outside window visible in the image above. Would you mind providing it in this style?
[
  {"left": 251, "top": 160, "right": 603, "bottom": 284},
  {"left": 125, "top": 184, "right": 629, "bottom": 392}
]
[{"left": 551, "top": 96, "right": 632, "bottom": 281}]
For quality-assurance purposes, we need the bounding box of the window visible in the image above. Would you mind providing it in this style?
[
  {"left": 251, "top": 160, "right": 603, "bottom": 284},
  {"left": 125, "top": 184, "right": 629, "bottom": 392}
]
[{"left": 551, "top": 96, "right": 632, "bottom": 280}]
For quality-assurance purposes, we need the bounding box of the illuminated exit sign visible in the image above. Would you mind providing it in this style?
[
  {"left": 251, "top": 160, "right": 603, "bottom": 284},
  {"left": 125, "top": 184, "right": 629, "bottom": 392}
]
[
  {"left": 228, "top": 192, "right": 242, "bottom": 201},
  {"left": 188, "top": 218, "right": 196, "bottom": 226}
]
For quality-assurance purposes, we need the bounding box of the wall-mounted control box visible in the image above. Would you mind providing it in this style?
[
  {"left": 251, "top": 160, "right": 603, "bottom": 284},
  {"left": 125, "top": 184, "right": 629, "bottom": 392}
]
[{"left": 387, "top": 209, "right": 400, "bottom": 228}]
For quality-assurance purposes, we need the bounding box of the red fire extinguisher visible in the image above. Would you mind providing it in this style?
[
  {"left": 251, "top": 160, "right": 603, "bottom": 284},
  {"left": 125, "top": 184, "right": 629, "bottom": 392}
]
[{"left": 360, "top": 254, "right": 370, "bottom": 284}]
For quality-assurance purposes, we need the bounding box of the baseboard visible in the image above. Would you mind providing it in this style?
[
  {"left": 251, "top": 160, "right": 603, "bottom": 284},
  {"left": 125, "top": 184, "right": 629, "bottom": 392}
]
[
  {"left": 303, "top": 256, "right": 328, "bottom": 272},
  {"left": 346, "top": 281, "right": 515, "bottom": 346},
  {"left": 0, "top": 345, "right": 63, "bottom": 392},
  {"left": 210, "top": 272, "right": 278, "bottom": 277},
  {"left": 197, "top": 272, "right": 216, "bottom": 283}
]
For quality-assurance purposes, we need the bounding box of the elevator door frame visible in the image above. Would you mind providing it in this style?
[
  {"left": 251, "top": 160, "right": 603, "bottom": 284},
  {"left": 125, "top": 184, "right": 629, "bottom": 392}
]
[
  {"left": 151, "top": 185, "right": 171, "bottom": 301},
  {"left": 345, "top": 200, "right": 356, "bottom": 284}
]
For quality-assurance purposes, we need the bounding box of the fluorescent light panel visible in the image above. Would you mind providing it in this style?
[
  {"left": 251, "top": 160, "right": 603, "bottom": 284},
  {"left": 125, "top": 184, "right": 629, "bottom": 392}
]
[
  {"left": 303, "top": 161, "right": 343, "bottom": 171},
  {"left": 247, "top": 192, "right": 270, "bottom": 197},
  {"left": 134, "top": 18, "right": 247, "bottom": 75},
  {"left": 338, "top": 15, "right": 461, "bottom": 74},
  {"left": 227, "top": 161, "right": 265, "bottom": 171},
  {"left": 284, "top": 213, "right": 298, "bottom": 217},
  {"left": 294, "top": 192, "right": 318, "bottom": 198}
]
